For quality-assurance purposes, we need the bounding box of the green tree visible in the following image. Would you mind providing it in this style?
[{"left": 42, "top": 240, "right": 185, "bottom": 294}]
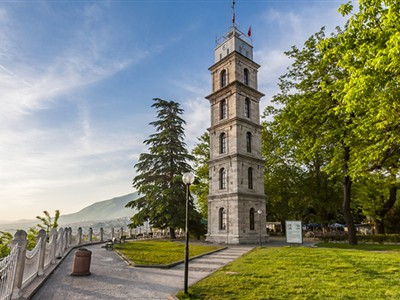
[
  {"left": 27, "top": 227, "right": 39, "bottom": 250},
  {"left": 0, "top": 231, "right": 12, "bottom": 258},
  {"left": 36, "top": 210, "right": 60, "bottom": 236},
  {"left": 127, "top": 98, "right": 204, "bottom": 239},
  {"left": 262, "top": 117, "right": 342, "bottom": 233},
  {"left": 266, "top": 28, "right": 360, "bottom": 244},
  {"left": 324, "top": 0, "right": 400, "bottom": 233},
  {"left": 191, "top": 132, "right": 210, "bottom": 219}
]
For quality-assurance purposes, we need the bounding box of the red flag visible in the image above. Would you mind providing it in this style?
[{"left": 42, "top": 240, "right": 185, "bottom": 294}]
[{"left": 247, "top": 26, "right": 252, "bottom": 37}]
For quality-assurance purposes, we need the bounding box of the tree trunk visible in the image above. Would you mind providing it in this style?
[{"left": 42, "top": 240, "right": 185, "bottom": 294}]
[
  {"left": 169, "top": 227, "right": 176, "bottom": 240},
  {"left": 373, "top": 218, "right": 385, "bottom": 234},
  {"left": 374, "top": 182, "right": 398, "bottom": 234},
  {"left": 342, "top": 146, "right": 357, "bottom": 245}
]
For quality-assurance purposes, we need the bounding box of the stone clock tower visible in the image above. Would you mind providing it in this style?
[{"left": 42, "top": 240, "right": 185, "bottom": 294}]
[{"left": 205, "top": 22, "right": 267, "bottom": 244}]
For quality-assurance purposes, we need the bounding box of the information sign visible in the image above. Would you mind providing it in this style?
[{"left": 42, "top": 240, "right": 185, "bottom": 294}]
[{"left": 285, "top": 220, "right": 303, "bottom": 244}]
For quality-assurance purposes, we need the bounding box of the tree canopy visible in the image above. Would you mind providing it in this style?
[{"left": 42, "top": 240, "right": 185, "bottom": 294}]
[
  {"left": 127, "top": 98, "right": 204, "bottom": 239},
  {"left": 190, "top": 132, "right": 210, "bottom": 219},
  {"left": 263, "top": 0, "right": 400, "bottom": 242}
]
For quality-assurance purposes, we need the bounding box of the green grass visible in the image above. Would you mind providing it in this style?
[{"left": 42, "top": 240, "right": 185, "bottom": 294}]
[
  {"left": 317, "top": 242, "right": 400, "bottom": 251},
  {"left": 177, "top": 246, "right": 400, "bottom": 299},
  {"left": 114, "top": 240, "right": 223, "bottom": 265}
]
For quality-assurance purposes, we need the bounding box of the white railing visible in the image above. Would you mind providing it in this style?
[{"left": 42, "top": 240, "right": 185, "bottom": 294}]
[
  {"left": 0, "top": 245, "right": 18, "bottom": 300},
  {"left": 0, "top": 226, "right": 134, "bottom": 300},
  {"left": 21, "top": 236, "right": 42, "bottom": 289}
]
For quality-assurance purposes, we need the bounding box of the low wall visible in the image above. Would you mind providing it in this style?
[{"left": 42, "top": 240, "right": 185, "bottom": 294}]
[{"left": 0, "top": 226, "right": 132, "bottom": 300}]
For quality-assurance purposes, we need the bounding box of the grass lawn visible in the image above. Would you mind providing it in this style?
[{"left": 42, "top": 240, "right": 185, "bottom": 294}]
[
  {"left": 177, "top": 245, "right": 400, "bottom": 300},
  {"left": 316, "top": 242, "right": 400, "bottom": 251},
  {"left": 114, "top": 239, "right": 223, "bottom": 265}
]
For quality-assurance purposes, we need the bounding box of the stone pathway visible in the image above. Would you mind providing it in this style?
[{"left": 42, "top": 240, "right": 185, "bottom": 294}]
[{"left": 28, "top": 244, "right": 253, "bottom": 300}]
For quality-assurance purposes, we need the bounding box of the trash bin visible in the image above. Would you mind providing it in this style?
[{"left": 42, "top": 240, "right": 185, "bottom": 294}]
[{"left": 71, "top": 248, "right": 92, "bottom": 276}]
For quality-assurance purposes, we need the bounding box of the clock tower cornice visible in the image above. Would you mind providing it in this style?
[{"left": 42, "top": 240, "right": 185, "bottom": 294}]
[
  {"left": 209, "top": 51, "right": 261, "bottom": 72},
  {"left": 205, "top": 80, "right": 265, "bottom": 101},
  {"left": 207, "top": 116, "right": 263, "bottom": 132}
]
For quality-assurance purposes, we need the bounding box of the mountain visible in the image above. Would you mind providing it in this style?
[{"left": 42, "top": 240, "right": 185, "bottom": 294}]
[
  {"left": 58, "top": 192, "right": 139, "bottom": 225},
  {"left": 0, "top": 192, "right": 140, "bottom": 231}
]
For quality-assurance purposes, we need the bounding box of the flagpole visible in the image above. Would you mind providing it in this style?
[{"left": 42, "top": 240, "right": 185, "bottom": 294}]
[{"left": 231, "top": 0, "right": 235, "bottom": 26}]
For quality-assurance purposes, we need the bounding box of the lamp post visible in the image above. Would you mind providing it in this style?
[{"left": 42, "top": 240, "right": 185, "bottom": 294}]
[
  {"left": 257, "top": 209, "right": 263, "bottom": 247},
  {"left": 182, "top": 172, "right": 195, "bottom": 294}
]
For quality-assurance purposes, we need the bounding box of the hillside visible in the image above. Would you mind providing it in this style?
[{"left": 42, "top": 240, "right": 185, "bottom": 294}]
[
  {"left": 0, "top": 192, "right": 140, "bottom": 231},
  {"left": 58, "top": 192, "right": 139, "bottom": 225}
]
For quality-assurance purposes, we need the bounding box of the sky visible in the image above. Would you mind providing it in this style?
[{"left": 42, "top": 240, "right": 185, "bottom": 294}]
[{"left": 0, "top": 0, "right": 350, "bottom": 222}]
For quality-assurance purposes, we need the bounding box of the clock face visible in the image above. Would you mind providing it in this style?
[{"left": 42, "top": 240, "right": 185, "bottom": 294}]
[{"left": 222, "top": 43, "right": 227, "bottom": 51}]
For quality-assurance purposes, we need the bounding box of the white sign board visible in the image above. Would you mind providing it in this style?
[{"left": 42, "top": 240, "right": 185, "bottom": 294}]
[{"left": 285, "top": 220, "right": 303, "bottom": 244}]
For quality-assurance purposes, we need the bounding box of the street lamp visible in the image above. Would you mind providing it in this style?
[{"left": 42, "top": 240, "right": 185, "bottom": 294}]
[
  {"left": 182, "top": 172, "right": 195, "bottom": 294},
  {"left": 257, "top": 209, "right": 263, "bottom": 247}
]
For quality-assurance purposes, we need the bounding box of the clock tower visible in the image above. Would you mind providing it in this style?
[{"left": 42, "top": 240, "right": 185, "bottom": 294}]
[{"left": 205, "top": 21, "right": 267, "bottom": 244}]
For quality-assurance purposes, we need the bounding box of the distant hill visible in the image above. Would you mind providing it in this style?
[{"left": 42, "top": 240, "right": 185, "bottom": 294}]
[
  {"left": 58, "top": 192, "right": 139, "bottom": 225},
  {"left": 0, "top": 192, "right": 140, "bottom": 232}
]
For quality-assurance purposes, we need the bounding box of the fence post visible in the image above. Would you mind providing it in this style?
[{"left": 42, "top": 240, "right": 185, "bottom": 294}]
[
  {"left": 100, "top": 228, "right": 104, "bottom": 241},
  {"left": 89, "top": 227, "right": 93, "bottom": 242},
  {"left": 50, "top": 228, "right": 57, "bottom": 264},
  {"left": 64, "top": 228, "right": 69, "bottom": 248},
  {"left": 10, "top": 230, "right": 28, "bottom": 300},
  {"left": 63, "top": 229, "right": 68, "bottom": 251},
  {"left": 36, "top": 229, "right": 47, "bottom": 276},
  {"left": 68, "top": 227, "right": 72, "bottom": 247},
  {"left": 77, "top": 227, "right": 82, "bottom": 245},
  {"left": 57, "top": 228, "right": 64, "bottom": 259}
]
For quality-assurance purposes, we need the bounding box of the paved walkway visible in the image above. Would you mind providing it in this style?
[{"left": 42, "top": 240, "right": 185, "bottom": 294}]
[
  {"left": 28, "top": 243, "right": 253, "bottom": 300},
  {"left": 27, "top": 237, "right": 315, "bottom": 299}
]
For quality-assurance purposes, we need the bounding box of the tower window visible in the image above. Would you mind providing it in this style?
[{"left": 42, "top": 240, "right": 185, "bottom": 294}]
[
  {"left": 246, "top": 132, "right": 252, "bottom": 153},
  {"left": 219, "top": 168, "right": 226, "bottom": 189},
  {"left": 220, "top": 69, "right": 227, "bottom": 88},
  {"left": 220, "top": 99, "right": 227, "bottom": 119},
  {"left": 219, "top": 132, "right": 227, "bottom": 154},
  {"left": 250, "top": 208, "right": 255, "bottom": 230},
  {"left": 245, "top": 98, "right": 250, "bottom": 118},
  {"left": 219, "top": 208, "right": 227, "bottom": 230},
  {"left": 244, "top": 68, "right": 249, "bottom": 85},
  {"left": 248, "top": 167, "right": 253, "bottom": 189}
]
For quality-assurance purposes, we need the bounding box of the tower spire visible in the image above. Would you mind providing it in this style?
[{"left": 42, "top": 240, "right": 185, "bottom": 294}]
[{"left": 232, "top": 0, "right": 235, "bottom": 25}]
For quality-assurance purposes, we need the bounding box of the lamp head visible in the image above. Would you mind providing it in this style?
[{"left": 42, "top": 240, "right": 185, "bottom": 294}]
[{"left": 183, "top": 172, "right": 195, "bottom": 185}]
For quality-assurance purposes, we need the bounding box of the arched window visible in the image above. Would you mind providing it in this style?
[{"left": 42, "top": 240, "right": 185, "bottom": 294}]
[
  {"left": 246, "top": 132, "right": 252, "bottom": 153},
  {"left": 248, "top": 167, "right": 253, "bottom": 189},
  {"left": 220, "top": 69, "right": 227, "bottom": 88},
  {"left": 245, "top": 98, "right": 250, "bottom": 118},
  {"left": 219, "top": 132, "right": 227, "bottom": 154},
  {"left": 219, "top": 208, "right": 227, "bottom": 230},
  {"left": 250, "top": 208, "right": 255, "bottom": 230},
  {"left": 244, "top": 68, "right": 249, "bottom": 85},
  {"left": 219, "top": 168, "right": 226, "bottom": 189},
  {"left": 220, "top": 99, "right": 227, "bottom": 120}
]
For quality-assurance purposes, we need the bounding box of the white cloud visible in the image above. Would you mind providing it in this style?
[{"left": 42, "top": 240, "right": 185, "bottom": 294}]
[
  {"left": 0, "top": 4, "right": 148, "bottom": 221},
  {"left": 255, "top": 4, "right": 347, "bottom": 116}
]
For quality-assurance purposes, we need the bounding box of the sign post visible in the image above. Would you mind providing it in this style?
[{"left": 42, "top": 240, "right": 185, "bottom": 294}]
[{"left": 285, "top": 220, "right": 303, "bottom": 244}]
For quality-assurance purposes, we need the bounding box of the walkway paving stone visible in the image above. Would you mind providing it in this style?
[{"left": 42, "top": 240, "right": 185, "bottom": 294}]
[
  {"left": 28, "top": 237, "right": 316, "bottom": 299},
  {"left": 29, "top": 244, "right": 253, "bottom": 300}
]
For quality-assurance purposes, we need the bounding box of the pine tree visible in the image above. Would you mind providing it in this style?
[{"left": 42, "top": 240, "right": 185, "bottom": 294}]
[{"left": 127, "top": 98, "right": 203, "bottom": 239}]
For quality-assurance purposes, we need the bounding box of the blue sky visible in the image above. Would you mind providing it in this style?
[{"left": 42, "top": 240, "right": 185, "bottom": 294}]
[{"left": 0, "top": 0, "right": 349, "bottom": 222}]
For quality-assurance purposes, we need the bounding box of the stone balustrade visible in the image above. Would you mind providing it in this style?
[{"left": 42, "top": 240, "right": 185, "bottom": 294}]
[{"left": 0, "top": 226, "right": 133, "bottom": 300}]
